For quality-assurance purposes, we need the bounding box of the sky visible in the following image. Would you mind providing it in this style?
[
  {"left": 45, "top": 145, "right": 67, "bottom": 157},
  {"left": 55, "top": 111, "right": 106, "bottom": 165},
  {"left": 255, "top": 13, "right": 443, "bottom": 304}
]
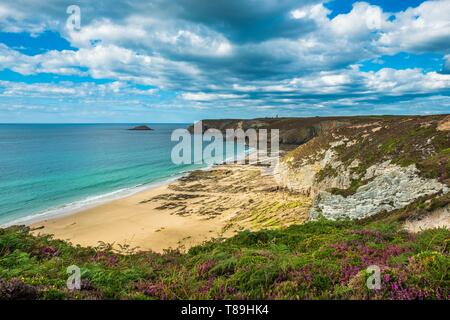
[{"left": 0, "top": 0, "right": 449, "bottom": 123}]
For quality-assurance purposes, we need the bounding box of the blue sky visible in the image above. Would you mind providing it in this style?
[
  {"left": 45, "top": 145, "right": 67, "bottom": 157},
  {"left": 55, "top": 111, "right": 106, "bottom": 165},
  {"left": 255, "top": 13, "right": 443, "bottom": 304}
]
[{"left": 0, "top": 0, "right": 449, "bottom": 123}]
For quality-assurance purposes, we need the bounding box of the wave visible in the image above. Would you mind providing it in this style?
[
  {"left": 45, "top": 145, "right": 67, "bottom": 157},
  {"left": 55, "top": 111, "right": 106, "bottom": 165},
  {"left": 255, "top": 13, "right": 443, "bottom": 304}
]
[
  {"left": 1, "top": 174, "right": 182, "bottom": 227},
  {"left": 1, "top": 143, "right": 251, "bottom": 227}
]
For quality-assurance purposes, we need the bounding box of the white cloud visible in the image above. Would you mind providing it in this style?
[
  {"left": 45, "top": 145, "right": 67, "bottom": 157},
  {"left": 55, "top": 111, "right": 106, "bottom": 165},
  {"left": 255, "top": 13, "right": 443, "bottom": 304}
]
[
  {"left": 378, "top": 0, "right": 450, "bottom": 53},
  {"left": 330, "top": 2, "right": 388, "bottom": 38},
  {"left": 363, "top": 68, "right": 450, "bottom": 94},
  {"left": 261, "top": 67, "right": 450, "bottom": 96},
  {"left": 0, "top": 80, "right": 158, "bottom": 98},
  {"left": 1, "top": 1, "right": 449, "bottom": 88},
  {"left": 443, "top": 54, "right": 450, "bottom": 73},
  {"left": 65, "top": 18, "right": 148, "bottom": 48},
  {"left": 63, "top": 14, "right": 234, "bottom": 60},
  {"left": 0, "top": 0, "right": 449, "bottom": 120},
  {"left": 290, "top": 4, "right": 330, "bottom": 23},
  {"left": 290, "top": 9, "right": 308, "bottom": 19},
  {"left": 0, "top": 4, "right": 23, "bottom": 20},
  {"left": 181, "top": 92, "right": 245, "bottom": 101},
  {"left": 0, "top": 43, "right": 201, "bottom": 87}
]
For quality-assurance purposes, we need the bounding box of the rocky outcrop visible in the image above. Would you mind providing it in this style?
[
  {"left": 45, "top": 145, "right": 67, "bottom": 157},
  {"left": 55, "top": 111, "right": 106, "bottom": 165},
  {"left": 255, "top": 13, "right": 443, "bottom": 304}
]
[
  {"left": 275, "top": 161, "right": 322, "bottom": 196},
  {"left": 128, "top": 125, "right": 153, "bottom": 131},
  {"left": 275, "top": 139, "right": 357, "bottom": 197},
  {"left": 404, "top": 204, "right": 450, "bottom": 232},
  {"left": 187, "top": 115, "right": 449, "bottom": 222},
  {"left": 437, "top": 115, "right": 450, "bottom": 131},
  {"left": 274, "top": 115, "right": 450, "bottom": 221},
  {"left": 309, "top": 164, "right": 448, "bottom": 220},
  {"left": 187, "top": 117, "right": 356, "bottom": 145}
]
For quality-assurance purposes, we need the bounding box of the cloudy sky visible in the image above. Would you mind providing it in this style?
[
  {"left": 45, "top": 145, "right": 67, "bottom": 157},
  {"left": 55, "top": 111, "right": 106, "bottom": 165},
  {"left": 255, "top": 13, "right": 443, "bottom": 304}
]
[{"left": 0, "top": 0, "right": 449, "bottom": 123}]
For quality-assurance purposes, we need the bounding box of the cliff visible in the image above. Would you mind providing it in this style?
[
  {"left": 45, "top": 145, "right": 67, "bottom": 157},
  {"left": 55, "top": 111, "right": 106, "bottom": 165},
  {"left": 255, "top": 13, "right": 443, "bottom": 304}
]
[
  {"left": 276, "top": 114, "right": 450, "bottom": 223},
  {"left": 188, "top": 116, "right": 381, "bottom": 145},
  {"left": 189, "top": 115, "right": 450, "bottom": 225}
]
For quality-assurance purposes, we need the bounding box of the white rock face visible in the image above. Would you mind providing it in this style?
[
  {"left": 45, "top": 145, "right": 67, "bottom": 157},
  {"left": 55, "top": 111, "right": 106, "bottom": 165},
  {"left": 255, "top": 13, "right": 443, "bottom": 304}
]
[
  {"left": 310, "top": 164, "right": 449, "bottom": 220},
  {"left": 404, "top": 204, "right": 450, "bottom": 233},
  {"left": 277, "top": 137, "right": 449, "bottom": 222},
  {"left": 274, "top": 161, "right": 322, "bottom": 196},
  {"left": 276, "top": 141, "right": 356, "bottom": 197},
  {"left": 363, "top": 161, "right": 399, "bottom": 180}
]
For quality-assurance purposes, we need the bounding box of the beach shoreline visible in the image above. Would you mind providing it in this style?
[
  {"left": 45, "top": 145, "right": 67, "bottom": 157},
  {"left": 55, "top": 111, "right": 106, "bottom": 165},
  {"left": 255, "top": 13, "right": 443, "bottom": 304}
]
[
  {"left": 2, "top": 175, "right": 182, "bottom": 228},
  {"left": 4, "top": 147, "right": 253, "bottom": 228},
  {"left": 29, "top": 161, "right": 311, "bottom": 253}
]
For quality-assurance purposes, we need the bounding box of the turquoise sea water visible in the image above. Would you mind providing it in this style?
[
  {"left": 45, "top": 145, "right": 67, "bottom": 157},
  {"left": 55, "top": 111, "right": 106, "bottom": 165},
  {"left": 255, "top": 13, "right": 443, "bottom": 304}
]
[{"left": 0, "top": 124, "right": 245, "bottom": 225}]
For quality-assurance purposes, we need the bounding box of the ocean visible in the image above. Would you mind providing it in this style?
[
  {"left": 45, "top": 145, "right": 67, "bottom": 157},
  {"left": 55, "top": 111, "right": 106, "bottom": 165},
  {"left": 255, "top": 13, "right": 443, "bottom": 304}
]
[{"left": 0, "top": 123, "right": 246, "bottom": 225}]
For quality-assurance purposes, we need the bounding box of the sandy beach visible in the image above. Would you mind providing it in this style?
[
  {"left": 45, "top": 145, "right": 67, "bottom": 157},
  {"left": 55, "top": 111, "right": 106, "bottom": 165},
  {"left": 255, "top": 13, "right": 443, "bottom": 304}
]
[{"left": 31, "top": 163, "right": 311, "bottom": 253}]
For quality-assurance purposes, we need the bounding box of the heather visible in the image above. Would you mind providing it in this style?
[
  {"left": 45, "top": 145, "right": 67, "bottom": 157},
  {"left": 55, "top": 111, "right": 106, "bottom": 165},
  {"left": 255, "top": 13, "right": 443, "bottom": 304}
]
[{"left": 0, "top": 220, "right": 448, "bottom": 300}]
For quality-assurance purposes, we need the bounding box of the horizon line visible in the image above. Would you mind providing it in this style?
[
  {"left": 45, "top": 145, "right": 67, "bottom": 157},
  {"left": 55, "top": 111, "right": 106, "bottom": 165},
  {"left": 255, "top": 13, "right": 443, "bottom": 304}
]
[{"left": 0, "top": 113, "right": 449, "bottom": 125}]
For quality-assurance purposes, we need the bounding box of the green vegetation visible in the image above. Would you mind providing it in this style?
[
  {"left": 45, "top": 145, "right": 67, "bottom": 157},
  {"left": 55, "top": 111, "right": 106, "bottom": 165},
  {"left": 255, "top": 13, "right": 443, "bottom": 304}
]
[
  {"left": 331, "top": 117, "right": 450, "bottom": 183},
  {"left": 1, "top": 219, "right": 448, "bottom": 300},
  {"left": 328, "top": 178, "right": 372, "bottom": 197},
  {"left": 286, "top": 115, "right": 450, "bottom": 185},
  {"left": 316, "top": 165, "right": 339, "bottom": 182}
]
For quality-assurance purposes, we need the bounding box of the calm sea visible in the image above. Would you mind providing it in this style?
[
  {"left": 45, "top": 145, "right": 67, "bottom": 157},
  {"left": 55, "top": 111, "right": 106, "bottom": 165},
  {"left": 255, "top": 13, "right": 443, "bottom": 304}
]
[{"left": 0, "top": 124, "right": 244, "bottom": 225}]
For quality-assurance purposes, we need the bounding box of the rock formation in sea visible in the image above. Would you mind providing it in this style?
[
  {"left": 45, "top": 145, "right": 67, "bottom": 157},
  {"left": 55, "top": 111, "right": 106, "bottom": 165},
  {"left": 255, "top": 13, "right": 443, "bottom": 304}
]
[{"left": 128, "top": 125, "right": 154, "bottom": 131}]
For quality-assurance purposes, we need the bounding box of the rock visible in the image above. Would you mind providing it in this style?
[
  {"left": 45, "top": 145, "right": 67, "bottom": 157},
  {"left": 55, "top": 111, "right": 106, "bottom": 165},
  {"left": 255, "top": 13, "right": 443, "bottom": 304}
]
[
  {"left": 309, "top": 164, "right": 449, "bottom": 220},
  {"left": 404, "top": 204, "right": 450, "bottom": 233},
  {"left": 270, "top": 115, "right": 450, "bottom": 222},
  {"left": 128, "top": 125, "right": 153, "bottom": 131}
]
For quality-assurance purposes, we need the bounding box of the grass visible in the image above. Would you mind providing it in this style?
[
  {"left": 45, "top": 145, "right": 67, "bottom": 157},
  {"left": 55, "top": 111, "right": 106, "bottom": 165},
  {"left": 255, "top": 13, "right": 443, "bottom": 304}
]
[
  {"left": 328, "top": 178, "right": 373, "bottom": 197},
  {"left": 0, "top": 219, "right": 448, "bottom": 300},
  {"left": 286, "top": 115, "right": 450, "bottom": 185}
]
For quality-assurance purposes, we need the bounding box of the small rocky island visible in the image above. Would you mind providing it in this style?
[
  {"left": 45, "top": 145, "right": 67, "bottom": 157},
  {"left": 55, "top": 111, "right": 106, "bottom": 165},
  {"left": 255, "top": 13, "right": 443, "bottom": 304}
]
[{"left": 128, "top": 125, "right": 154, "bottom": 131}]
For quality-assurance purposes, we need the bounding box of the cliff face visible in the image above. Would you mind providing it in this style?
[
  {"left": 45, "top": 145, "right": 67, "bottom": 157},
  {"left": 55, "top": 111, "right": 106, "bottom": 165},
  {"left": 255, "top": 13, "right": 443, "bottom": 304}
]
[
  {"left": 309, "top": 163, "right": 447, "bottom": 220},
  {"left": 189, "top": 115, "right": 449, "bottom": 224},
  {"left": 276, "top": 115, "right": 450, "bottom": 222},
  {"left": 188, "top": 117, "right": 375, "bottom": 145}
]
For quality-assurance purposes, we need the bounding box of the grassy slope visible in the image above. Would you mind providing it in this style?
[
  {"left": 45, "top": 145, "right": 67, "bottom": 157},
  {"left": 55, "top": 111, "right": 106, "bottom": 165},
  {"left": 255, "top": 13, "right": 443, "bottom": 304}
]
[
  {"left": 284, "top": 115, "right": 450, "bottom": 224},
  {"left": 287, "top": 115, "right": 450, "bottom": 189},
  {"left": 0, "top": 220, "right": 448, "bottom": 300}
]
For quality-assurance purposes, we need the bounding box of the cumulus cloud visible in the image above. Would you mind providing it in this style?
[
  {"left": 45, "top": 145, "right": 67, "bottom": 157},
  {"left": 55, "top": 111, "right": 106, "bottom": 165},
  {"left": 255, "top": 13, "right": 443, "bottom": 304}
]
[
  {"left": 363, "top": 68, "right": 450, "bottom": 94},
  {"left": 2, "top": 1, "right": 449, "bottom": 83},
  {"left": 378, "top": 0, "right": 450, "bottom": 53},
  {"left": 0, "top": 0, "right": 449, "bottom": 119},
  {"left": 329, "top": 2, "right": 388, "bottom": 38},
  {"left": 0, "top": 43, "right": 201, "bottom": 88},
  {"left": 0, "top": 3, "right": 38, "bottom": 33}
]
